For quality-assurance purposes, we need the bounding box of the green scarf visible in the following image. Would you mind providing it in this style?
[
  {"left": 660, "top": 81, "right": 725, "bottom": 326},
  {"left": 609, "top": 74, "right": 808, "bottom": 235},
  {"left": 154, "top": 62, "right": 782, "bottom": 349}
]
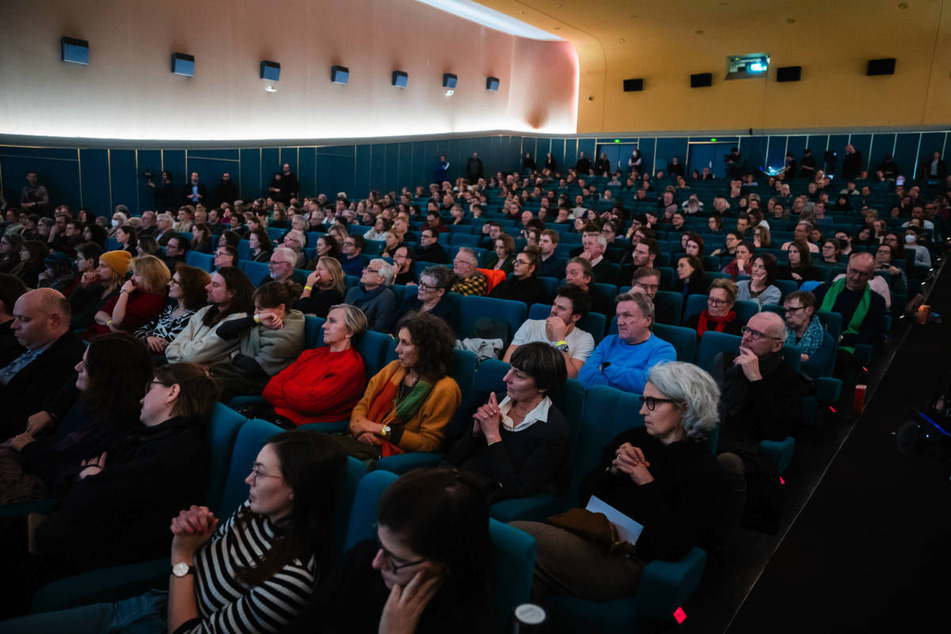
[{"left": 818, "top": 277, "right": 870, "bottom": 354}]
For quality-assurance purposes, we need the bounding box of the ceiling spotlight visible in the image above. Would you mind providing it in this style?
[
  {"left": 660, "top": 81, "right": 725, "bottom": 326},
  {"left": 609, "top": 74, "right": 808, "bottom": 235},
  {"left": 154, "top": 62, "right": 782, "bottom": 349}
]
[
  {"left": 445, "top": 88, "right": 455, "bottom": 96},
  {"left": 265, "top": 85, "right": 277, "bottom": 93}
]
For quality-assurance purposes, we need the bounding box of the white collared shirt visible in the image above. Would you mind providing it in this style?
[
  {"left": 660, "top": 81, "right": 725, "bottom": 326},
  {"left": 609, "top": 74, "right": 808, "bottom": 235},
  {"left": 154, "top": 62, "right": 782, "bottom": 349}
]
[{"left": 498, "top": 395, "right": 552, "bottom": 433}]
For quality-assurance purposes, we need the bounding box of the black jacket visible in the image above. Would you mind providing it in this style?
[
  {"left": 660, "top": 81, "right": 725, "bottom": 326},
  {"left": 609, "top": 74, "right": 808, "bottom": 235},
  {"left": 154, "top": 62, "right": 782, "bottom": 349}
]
[
  {"left": 34, "top": 415, "right": 210, "bottom": 575},
  {"left": 0, "top": 331, "right": 85, "bottom": 438}
]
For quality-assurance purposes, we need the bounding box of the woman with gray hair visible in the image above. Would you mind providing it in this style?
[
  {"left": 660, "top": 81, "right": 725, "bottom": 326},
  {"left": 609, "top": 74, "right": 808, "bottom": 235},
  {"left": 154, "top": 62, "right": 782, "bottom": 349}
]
[{"left": 512, "top": 361, "right": 729, "bottom": 602}]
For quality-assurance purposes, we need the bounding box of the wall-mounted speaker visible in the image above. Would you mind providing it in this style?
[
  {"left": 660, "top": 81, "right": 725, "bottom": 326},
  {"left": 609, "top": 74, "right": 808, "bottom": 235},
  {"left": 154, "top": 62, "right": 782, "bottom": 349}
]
[
  {"left": 486, "top": 76, "right": 500, "bottom": 91},
  {"left": 690, "top": 73, "right": 712, "bottom": 88},
  {"left": 776, "top": 66, "right": 802, "bottom": 82},
  {"left": 260, "top": 60, "right": 280, "bottom": 81},
  {"left": 867, "top": 58, "right": 896, "bottom": 76},
  {"left": 443, "top": 73, "right": 458, "bottom": 89},
  {"left": 623, "top": 78, "right": 644, "bottom": 92},
  {"left": 331, "top": 65, "right": 349, "bottom": 85},
  {"left": 171, "top": 53, "right": 195, "bottom": 77},
  {"left": 61, "top": 37, "right": 89, "bottom": 65},
  {"left": 392, "top": 71, "right": 408, "bottom": 87}
]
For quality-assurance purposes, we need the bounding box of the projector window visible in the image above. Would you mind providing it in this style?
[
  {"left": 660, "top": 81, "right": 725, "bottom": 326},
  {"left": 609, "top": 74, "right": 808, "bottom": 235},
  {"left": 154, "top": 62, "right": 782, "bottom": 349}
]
[{"left": 726, "top": 54, "right": 770, "bottom": 80}]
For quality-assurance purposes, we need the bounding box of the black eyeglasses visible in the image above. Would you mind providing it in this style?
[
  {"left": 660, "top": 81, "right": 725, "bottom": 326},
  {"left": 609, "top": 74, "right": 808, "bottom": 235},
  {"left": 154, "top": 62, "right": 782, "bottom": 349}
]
[
  {"left": 784, "top": 306, "right": 807, "bottom": 314},
  {"left": 740, "top": 326, "right": 780, "bottom": 341},
  {"left": 639, "top": 396, "right": 683, "bottom": 411},
  {"left": 376, "top": 537, "right": 426, "bottom": 575}
]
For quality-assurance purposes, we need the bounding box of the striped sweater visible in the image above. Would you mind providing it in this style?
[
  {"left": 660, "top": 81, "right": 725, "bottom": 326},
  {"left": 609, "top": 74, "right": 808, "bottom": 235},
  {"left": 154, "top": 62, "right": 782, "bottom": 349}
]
[{"left": 179, "top": 502, "right": 317, "bottom": 633}]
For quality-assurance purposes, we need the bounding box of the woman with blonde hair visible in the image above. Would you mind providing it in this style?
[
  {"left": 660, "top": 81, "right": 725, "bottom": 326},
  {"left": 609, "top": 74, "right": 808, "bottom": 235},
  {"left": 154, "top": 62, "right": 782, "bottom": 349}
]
[
  {"left": 296, "top": 256, "right": 346, "bottom": 318},
  {"left": 85, "top": 254, "right": 170, "bottom": 340}
]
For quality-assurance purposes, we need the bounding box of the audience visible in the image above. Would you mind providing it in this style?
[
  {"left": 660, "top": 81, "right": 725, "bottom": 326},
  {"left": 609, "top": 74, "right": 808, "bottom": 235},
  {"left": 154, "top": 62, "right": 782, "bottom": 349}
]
[
  {"left": 4, "top": 430, "right": 347, "bottom": 632},
  {"left": 685, "top": 278, "right": 744, "bottom": 336},
  {"left": 449, "top": 247, "right": 488, "bottom": 296},
  {"left": 712, "top": 312, "right": 801, "bottom": 532},
  {"left": 296, "top": 255, "right": 346, "bottom": 318},
  {"left": 783, "top": 291, "right": 835, "bottom": 380},
  {"left": 85, "top": 254, "right": 170, "bottom": 339},
  {"left": 344, "top": 258, "right": 398, "bottom": 333},
  {"left": 512, "top": 362, "right": 729, "bottom": 601},
  {"left": 263, "top": 304, "right": 369, "bottom": 426},
  {"left": 165, "top": 267, "right": 255, "bottom": 366},
  {"left": 209, "top": 281, "right": 306, "bottom": 400},
  {"left": 736, "top": 253, "right": 781, "bottom": 311},
  {"left": 396, "top": 265, "right": 457, "bottom": 328},
  {"left": 0, "top": 289, "right": 85, "bottom": 438},
  {"left": 288, "top": 468, "right": 492, "bottom": 633},
  {"left": 490, "top": 246, "right": 549, "bottom": 307},
  {"left": 446, "top": 342, "right": 569, "bottom": 502},
  {"left": 344, "top": 312, "right": 461, "bottom": 458},
  {"left": 504, "top": 285, "right": 595, "bottom": 379},
  {"left": 578, "top": 291, "right": 676, "bottom": 393}
]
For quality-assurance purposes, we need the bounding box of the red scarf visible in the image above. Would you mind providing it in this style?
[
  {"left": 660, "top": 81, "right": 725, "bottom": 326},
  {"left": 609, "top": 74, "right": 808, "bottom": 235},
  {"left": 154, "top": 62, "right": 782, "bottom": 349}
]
[{"left": 697, "top": 309, "right": 736, "bottom": 335}]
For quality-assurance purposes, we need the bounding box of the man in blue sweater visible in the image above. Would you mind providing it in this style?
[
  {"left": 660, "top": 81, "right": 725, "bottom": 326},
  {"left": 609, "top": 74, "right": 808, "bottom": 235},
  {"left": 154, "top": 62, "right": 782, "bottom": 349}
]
[{"left": 578, "top": 291, "right": 676, "bottom": 393}]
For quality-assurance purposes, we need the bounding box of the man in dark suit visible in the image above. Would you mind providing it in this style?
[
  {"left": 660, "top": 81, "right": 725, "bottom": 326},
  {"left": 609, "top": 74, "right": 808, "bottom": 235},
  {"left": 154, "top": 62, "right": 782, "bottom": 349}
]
[
  {"left": 182, "top": 171, "right": 208, "bottom": 206},
  {"left": 0, "top": 289, "right": 84, "bottom": 438}
]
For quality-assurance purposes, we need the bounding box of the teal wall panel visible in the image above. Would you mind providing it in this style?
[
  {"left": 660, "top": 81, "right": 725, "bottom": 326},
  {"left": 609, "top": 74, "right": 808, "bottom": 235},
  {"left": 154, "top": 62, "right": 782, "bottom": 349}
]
[
  {"left": 239, "top": 148, "right": 261, "bottom": 202},
  {"left": 109, "top": 149, "right": 138, "bottom": 214},
  {"left": 1, "top": 147, "right": 81, "bottom": 214},
  {"left": 79, "top": 149, "right": 109, "bottom": 216}
]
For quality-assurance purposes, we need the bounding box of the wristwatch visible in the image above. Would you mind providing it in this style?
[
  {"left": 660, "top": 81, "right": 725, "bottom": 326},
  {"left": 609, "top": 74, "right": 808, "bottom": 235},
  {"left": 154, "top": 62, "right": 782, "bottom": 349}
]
[
  {"left": 555, "top": 340, "right": 570, "bottom": 353},
  {"left": 171, "top": 562, "right": 196, "bottom": 578},
  {"left": 381, "top": 425, "right": 392, "bottom": 439}
]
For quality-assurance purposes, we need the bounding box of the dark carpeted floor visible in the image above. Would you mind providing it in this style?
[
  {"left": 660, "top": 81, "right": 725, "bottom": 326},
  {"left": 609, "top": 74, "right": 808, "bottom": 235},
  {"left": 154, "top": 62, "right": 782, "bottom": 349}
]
[{"left": 675, "top": 260, "right": 951, "bottom": 634}]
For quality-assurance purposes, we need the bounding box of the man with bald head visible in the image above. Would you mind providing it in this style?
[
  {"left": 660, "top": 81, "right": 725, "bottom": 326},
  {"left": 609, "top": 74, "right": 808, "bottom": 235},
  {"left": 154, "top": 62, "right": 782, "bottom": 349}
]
[
  {"left": 0, "top": 288, "right": 85, "bottom": 437},
  {"left": 712, "top": 311, "right": 802, "bottom": 530},
  {"left": 813, "top": 252, "right": 886, "bottom": 353}
]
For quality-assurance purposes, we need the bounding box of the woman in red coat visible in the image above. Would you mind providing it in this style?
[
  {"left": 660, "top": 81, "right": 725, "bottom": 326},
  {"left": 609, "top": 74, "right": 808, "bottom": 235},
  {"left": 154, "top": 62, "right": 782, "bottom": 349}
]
[{"left": 263, "top": 304, "right": 368, "bottom": 425}]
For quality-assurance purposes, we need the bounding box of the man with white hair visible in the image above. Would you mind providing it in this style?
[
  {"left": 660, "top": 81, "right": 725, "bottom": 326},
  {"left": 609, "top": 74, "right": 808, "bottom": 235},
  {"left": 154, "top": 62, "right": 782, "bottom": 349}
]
[
  {"left": 580, "top": 231, "right": 617, "bottom": 284},
  {"left": 344, "top": 258, "right": 397, "bottom": 333},
  {"left": 155, "top": 212, "right": 177, "bottom": 246},
  {"left": 261, "top": 246, "right": 305, "bottom": 285}
]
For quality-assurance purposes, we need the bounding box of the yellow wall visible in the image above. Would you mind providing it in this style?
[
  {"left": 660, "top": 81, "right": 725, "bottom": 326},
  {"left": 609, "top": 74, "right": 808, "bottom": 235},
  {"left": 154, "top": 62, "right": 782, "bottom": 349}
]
[
  {"left": 481, "top": 0, "right": 951, "bottom": 134},
  {"left": 0, "top": 0, "right": 578, "bottom": 140}
]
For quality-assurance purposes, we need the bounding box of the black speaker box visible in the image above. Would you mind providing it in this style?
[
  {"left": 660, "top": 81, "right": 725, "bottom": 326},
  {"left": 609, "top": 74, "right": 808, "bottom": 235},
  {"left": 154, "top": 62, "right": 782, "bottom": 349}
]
[
  {"left": 776, "top": 66, "right": 802, "bottom": 82},
  {"left": 623, "top": 78, "right": 644, "bottom": 92},
  {"left": 690, "top": 73, "right": 712, "bottom": 88},
  {"left": 867, "top": 58, "right": 896, "bottom": 76}
]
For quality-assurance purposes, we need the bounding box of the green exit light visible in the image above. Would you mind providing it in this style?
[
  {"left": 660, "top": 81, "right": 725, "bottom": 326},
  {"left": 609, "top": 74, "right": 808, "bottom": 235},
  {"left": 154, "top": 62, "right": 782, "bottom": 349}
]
[
  {"left": 710, "top": 138, "right": 717, "bottom": 142},
  {"left": 614, "top": 139, "right": 620, "bottom": 143}
]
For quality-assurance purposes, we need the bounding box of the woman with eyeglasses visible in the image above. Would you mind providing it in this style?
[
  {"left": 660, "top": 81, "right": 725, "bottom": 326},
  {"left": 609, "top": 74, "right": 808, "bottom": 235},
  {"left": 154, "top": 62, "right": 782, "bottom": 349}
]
[
  {"left": 684, "top": 278, "right": 743, "bottom": 336},
  {"left": 287, "top": 468, "right": 493, "bottom": 634},
  {"left": 736, "top": 253, "right": 781, "bottom": 311},
  {"left": 512, "top": 361, "right": 728, "bottom": 602},
  {"left": 2, "top": 429, "right": 348, "bottom": 633},
  {"left": 0, "top": 363, "right": 220, "bottom": 618},
  {"left": 489, "top": 246, "right": 549, "bottom": 307},
  {"left": 395, "top": 265, "right": 457, "bottom": 329},
  {"left": 135, "top": 263, "right": 211, "bottom": 354}
]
